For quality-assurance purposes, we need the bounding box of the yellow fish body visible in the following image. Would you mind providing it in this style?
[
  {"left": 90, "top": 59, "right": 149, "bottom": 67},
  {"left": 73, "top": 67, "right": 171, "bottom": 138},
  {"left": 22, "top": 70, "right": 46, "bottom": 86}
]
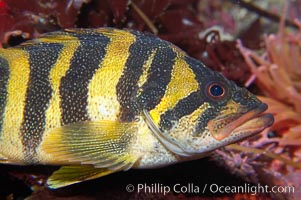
[{"left": 0, "top": 28, "right": 274, "bottom": 188}]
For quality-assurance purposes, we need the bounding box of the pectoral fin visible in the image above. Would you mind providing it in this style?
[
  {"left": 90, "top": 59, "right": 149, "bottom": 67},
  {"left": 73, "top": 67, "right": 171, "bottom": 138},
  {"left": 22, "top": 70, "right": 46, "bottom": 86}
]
[
  {"left": 41, "top": 120, "right": 140, "bottom": 171},
  {"left": 47, "top": 165, "right": 114, "bottom": 189}
]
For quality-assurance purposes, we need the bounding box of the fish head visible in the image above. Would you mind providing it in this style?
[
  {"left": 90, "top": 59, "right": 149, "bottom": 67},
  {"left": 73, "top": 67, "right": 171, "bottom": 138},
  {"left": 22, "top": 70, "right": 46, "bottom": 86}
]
[{"left": 144, "top": 62, "right": 274, "bottom": 157}]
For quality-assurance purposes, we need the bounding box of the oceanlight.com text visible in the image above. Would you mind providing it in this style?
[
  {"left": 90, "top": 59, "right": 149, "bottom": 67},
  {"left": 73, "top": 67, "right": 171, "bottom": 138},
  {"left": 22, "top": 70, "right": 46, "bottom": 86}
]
[{"left": 125, "top": 183, "right": 295, "bottom": 196}]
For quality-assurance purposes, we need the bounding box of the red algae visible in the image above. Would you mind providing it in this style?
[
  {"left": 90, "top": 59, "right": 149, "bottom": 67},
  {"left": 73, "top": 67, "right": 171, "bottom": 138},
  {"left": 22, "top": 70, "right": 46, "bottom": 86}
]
[
  {"left": 213, "top": 10, "right": 301, "bottom": 200},
  {"left": 237, "top": 18, "right": 301, "bottom": 149}
]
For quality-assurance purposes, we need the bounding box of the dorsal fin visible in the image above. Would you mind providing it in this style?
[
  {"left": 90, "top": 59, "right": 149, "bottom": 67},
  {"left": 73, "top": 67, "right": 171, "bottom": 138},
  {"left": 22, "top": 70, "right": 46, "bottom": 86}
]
[{"left": 19, "top": 32, "right": 79, "bottom": 47}]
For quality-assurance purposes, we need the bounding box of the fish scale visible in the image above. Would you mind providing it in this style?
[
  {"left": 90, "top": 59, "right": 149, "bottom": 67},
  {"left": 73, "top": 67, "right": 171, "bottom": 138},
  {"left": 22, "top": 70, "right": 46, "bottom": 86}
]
[{"left": 0, "top": 28, "right": 274, "bottom": 188}]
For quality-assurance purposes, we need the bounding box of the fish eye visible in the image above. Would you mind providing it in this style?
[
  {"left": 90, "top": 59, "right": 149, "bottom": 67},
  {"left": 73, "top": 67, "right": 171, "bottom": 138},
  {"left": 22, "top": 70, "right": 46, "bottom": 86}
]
[{"left": 208, "top": 83, "right": 225, "bottom": 99}]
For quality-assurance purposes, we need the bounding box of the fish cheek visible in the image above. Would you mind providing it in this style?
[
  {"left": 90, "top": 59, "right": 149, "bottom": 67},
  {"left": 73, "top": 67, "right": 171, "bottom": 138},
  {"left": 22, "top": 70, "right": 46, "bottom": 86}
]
[
  {"left": 182, "top": 103, "right": 221, "bottom": 140},
  {"left": 167, "top": 104, "right": 222, "bottom": 153},
  {"left": 200, "top": 100, "right": 237, "bottom": 141}
]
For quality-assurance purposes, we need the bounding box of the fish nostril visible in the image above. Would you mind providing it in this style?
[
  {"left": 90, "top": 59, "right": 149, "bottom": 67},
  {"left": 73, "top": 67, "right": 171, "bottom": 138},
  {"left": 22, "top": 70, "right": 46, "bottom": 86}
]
[{"left": 233, "top": 89, "right": 249, "bottom": 105}]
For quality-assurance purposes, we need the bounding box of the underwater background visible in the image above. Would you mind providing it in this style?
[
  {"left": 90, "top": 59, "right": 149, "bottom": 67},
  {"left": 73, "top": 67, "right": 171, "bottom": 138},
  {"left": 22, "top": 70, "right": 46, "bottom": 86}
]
[{"left": 0, "top": 0, "right": 300, "bottom": 199}]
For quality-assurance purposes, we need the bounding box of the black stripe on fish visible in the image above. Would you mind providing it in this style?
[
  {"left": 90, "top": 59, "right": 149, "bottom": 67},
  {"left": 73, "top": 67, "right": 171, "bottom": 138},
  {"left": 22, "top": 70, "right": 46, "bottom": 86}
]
[
  {"left": 184, "top": 56, "right": 213, "bottom": 83},
  {"left": 0, "top": 56, "right": 9, "bottom": 136},
  {"left": 59, "top": 32, "right": 110, "bottom": 125},
  {"left": 159, "top": 90, "right": 204, "bottom": 131},
  {"left": 116, "top": 34, "right": 159, "bottom": 122},
  {"left": 20, "top": 43, "right": 63, "bottom": 161},
  {"left": 138, "top": 45, "right": 177, "bottom": 111},
  {"left": 195, "top": 106, "right": 220, "bottom": 136}
]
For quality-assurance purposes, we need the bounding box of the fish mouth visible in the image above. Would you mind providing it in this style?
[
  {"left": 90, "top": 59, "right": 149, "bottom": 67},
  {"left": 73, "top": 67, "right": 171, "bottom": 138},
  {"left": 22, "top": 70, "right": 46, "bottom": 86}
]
[{"left": 208, "top": 103, "right": 274, "bottom": 141}]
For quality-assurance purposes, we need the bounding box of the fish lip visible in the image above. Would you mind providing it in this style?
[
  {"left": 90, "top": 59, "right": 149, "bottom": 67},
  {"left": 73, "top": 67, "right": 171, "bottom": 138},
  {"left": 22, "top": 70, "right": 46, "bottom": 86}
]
[{"left": 209, "top": 103, "right": 274, "bottom": 141}]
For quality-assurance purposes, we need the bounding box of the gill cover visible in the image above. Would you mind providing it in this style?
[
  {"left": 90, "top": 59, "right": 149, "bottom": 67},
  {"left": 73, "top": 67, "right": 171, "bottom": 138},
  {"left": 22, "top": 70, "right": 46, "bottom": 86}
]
[{"left": 143, "top": 110, "right": 192, "bottom": 157}]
